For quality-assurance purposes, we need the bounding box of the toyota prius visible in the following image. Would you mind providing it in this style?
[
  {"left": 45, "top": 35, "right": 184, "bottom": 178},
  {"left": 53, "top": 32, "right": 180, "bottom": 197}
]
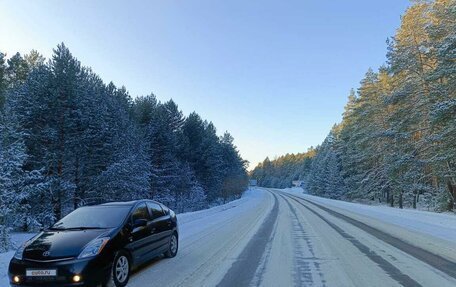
[{"left": 9, "top": 200, "right": 179, "bottom": 287}]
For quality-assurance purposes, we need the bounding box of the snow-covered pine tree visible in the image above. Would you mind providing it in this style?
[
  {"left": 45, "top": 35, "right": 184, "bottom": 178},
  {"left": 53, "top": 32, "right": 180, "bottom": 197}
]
[
  {"left": 0, "top": 104, "right": 26, "bottom": 250},
  {"left": 324, "top": 143, "right": 346, "bottom": 199},
  {"left": 220, "top": 132, "right": 248, "bottom": 202},
  {"left": 386, "top": 2, "right": 441, "bottom": 209},
  {"left": 146, "top": 104, "right": 180, "bottom": 203},
  {"left": 425, "top": 0, "right": 456, "bottom": 211},
  {"left": 306, "top": 129, "right": 346, "bottom": 199},
  {"left": 200, "top": 122, "right": 224, "bottom": 201},
  {"left": 0, "top": 52, "right": 7, "bottom": 110},
  {"left": 6, "top": 53, "right": 29, "bottom": 90},
  {"left": 93, "top": 83, "right": 151, "bottom": 203}
]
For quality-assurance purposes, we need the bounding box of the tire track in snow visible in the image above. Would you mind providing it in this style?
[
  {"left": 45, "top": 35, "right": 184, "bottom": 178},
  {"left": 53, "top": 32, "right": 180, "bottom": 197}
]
[
  {"left": 173, "top": 193, "right": 272, "bottom": 286},
  {"left": 278, "top": 193, "right": 327, "bottom": 287},
  {"left": 281, "top": 192, "right": 422, "bottom": 287},
  {"left": 287, "top": 193, "right": 456, "bottom": 281},
  {"left": 217, "top": 190, "right": 279, "bottom": 287}
]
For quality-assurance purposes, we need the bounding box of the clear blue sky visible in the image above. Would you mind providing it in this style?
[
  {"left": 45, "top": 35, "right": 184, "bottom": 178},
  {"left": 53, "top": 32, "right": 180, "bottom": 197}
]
[{"left": 0, "top": 0, "right": 410, "bottom": 169}]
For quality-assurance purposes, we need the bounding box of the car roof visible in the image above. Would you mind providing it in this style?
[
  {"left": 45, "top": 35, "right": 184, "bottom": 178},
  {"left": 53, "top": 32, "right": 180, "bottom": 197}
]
[{"left": 99, "top": 199, "right": 161, "bottom": 207}]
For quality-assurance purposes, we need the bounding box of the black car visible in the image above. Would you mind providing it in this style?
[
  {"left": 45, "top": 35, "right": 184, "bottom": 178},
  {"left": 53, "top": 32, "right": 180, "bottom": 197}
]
[{"left": 9, "top": 200, "right": 179, "bottom": 287}]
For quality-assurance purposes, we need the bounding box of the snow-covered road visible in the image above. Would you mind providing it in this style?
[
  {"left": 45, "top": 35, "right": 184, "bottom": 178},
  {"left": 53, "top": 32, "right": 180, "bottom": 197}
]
[
  {"left": 2, "top": 187, "right": 456, "bottom": 286},
  {"left": 128, "top": 188, "right": 274, "bottom": 286},
  {"left": 128, "top": 187, "right": 456, "bottom": 287}
]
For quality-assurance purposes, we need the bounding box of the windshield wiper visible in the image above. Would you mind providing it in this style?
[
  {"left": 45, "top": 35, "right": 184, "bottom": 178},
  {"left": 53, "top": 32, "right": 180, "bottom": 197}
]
[{"left": 49, "top": 226, "right": 106, "bottom": 230}]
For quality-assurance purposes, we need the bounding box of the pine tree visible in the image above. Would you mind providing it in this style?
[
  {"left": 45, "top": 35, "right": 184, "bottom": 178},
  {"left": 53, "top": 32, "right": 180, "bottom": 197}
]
[
  {"left": 6, "top": 52, "right": 29, "bottom": 89},
  {"left": 0, "top": 52, "right": 7, "bottom": 110},
  {"left": 146, "top": 106, "right": 181, "bottom": 201},
  {"left": 0, "top": 106, "right": 25, "bottom": 250},
  {"left": 220, "top": 132, "right": 248, "bottom": 202},
  {"left": 426, "top": 0, "right": 456, "bottom": 210},
  {"left": 24, "top": 50, "right": 45, "bottom": 71}
]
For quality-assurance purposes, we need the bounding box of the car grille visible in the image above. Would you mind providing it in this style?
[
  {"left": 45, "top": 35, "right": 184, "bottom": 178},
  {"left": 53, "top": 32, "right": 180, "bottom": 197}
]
[{"left": 25, "top": 257, "right": 75, "bottom": 263}]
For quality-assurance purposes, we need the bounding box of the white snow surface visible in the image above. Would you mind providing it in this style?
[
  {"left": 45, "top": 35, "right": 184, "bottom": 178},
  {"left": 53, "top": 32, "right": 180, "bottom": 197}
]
[{"left": 282, "top": 187, "right": 456, "bottom": 243}]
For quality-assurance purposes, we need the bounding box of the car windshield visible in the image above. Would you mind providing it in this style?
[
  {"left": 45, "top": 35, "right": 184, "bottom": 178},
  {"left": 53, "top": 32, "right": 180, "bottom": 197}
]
[{"left": 51, "top": 206, "right": 131, "bottom": 229}]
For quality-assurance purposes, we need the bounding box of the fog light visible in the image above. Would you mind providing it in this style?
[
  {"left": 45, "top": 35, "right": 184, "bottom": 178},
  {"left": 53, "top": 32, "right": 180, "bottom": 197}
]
[
  {"left": 13, "top": 275, "right": 20, "bottom": 283},
  {"left": 73, "top": 275, "right": 81, "bottom": 282}
]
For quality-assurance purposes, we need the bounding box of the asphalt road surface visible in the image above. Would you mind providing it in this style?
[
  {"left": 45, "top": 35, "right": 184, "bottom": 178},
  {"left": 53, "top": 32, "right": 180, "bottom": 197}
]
[{"left": 128, "top": 188, "right": 456, "bottom": 287}]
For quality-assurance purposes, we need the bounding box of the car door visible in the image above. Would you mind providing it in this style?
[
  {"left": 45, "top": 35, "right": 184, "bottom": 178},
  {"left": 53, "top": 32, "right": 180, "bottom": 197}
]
[
  {"left": 128, "top": 203, "right": 153, "bottom": 263},
  {"left": 147, "top": 202, "right": 172, "bottom": 254}
]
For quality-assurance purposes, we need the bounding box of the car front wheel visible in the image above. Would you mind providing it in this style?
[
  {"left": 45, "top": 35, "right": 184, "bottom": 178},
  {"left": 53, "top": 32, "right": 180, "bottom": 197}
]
[
  {"left": 164, "top": 233, "right": 178, "bottom": 258},
  {"left": 105, "top": 250, "right": 131, "bottom": 287}
]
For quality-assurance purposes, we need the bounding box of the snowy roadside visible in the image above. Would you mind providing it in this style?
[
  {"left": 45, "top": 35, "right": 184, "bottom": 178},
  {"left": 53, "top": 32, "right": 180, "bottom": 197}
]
[
  {"left": 281, "top": 187, "right": 456, "bottom": 242},
  {"left": 177, "top": 189, "right": 259, "bottom": 225},
  {"left": 174, "top": 187, "right": 268, "bottom": 243},
  {"left": 280, "top": 187, "right": 456, "bottom": 262},
  {"left": 0, "top": 188, "right": 262, "bottom": 286}
]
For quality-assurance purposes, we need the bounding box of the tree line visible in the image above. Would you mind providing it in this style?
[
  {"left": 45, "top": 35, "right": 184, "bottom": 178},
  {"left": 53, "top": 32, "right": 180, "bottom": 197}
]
[
  {"left": 250, "top": 150, "right": 315, "bottom": 188},
  {"left": 0, "top": 44, "right": 248, "bottom": 251},
  {"left": 252, "top": 0, "right": 455, "bottom": 212}
]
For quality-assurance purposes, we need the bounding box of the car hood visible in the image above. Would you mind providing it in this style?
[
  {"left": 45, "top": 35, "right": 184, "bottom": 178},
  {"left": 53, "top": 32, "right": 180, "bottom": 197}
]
[{"left": 23, "top": 229, "right": 111, "bottom": 261}]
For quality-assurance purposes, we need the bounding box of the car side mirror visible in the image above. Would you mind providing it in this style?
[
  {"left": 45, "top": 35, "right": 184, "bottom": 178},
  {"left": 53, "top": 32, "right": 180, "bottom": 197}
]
[
  {"left": 133, "top": 219, "right": 147, "bottom": 228},
  {"left": 40, "top": 225, "right": 51, "bottom": 231}
]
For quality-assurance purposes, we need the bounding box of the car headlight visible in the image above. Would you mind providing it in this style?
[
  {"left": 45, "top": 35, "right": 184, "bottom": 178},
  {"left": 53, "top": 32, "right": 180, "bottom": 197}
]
[{"left": 78, "top": 237, "right": 110, "bottom": 259}]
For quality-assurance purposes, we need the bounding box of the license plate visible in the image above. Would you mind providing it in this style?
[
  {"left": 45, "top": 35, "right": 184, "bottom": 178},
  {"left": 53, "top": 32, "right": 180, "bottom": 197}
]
[{"left": 26, "top": 269, "right": 57, "bottom": 277}]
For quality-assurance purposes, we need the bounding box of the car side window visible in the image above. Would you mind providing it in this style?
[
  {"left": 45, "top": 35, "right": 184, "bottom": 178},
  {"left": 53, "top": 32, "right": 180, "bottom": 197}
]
[
  {"left": 131, "top": 203, "right": 151, "bottom": 222},
  {"left": 147, "top": 202, "right": 164, "bottom": 219}
]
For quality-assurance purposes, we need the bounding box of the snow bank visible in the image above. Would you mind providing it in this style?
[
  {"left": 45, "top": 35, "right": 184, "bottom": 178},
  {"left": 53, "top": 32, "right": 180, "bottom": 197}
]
[
  {"left": 178, "top": 188, "right": 262, "bottom": 224},
  {"left": 176, "top": 188, "right": 267, "bottom": 241},
  {"left": 281, "top": 187, "right": 306, "bottom": 194}
]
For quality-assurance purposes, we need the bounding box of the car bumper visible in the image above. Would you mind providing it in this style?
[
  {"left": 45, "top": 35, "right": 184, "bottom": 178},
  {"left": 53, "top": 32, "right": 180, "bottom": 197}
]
[{"left": 8, "top": 256, "right": 111, "bottom": 287}]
